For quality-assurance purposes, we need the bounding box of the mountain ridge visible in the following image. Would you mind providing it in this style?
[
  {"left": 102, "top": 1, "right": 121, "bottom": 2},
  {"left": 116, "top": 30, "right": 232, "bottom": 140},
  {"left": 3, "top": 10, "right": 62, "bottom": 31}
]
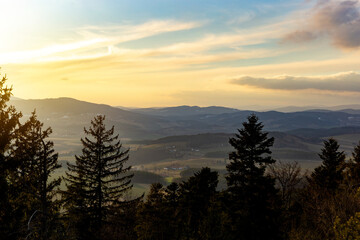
[{"left": 9, "top": 97, "right": 360, "bottom": 140}]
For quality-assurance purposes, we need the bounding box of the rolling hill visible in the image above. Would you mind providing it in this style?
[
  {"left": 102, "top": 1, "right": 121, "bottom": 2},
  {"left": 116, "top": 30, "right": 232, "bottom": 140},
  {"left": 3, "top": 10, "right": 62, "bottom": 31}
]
[
  {"left": 8, "top": 97, "right": 360, "bottom": 168},
  {"left": 130, "top": 105, "right": 240, "bottom": 116},
  {"left": 11, "top": 98, "right": 360, "bottom": 140}
]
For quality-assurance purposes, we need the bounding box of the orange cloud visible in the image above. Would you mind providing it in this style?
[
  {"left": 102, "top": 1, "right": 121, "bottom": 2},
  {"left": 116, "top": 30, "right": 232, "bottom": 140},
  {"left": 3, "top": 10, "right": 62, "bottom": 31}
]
[{"left": 283, "top": 0, "right": 360, "bottom": 49}]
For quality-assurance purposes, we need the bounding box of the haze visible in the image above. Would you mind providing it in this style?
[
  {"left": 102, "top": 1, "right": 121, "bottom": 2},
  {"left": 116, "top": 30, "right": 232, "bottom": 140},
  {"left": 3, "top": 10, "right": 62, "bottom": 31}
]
[{"left": 1, "top": 0, "right": 360, "bottom": 109}]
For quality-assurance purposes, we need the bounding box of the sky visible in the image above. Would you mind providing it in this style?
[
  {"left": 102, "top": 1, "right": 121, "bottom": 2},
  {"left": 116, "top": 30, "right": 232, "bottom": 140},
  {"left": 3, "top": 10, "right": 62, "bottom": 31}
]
[{"left": 1, "top": 0, "right": 360, "bottom": 109}]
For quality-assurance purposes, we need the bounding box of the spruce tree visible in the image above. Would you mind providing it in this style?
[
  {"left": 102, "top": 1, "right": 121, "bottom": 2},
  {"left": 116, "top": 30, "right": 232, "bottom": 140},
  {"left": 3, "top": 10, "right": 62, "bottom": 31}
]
[
  {"left": 135, "top": 168, "right": 220, "bottom": 240},
  {"left": 311, "top": 138, "right": 345, "bottom": 191},
  {"left": 177, "top": 167, "right": 219, "bottom": 240},
  {"left": 297, "top": 139, "right": 347, "bottom": 239},
  {"left": 226, "top": 114, "right": 279, "bottom": 240},
  {"left": 9, "top": 111, "right": 61, "bottom": 240},
  {"left": 63, "top": 115, "right": 134, "bottom": 239},
  {"left": 0, "top": 74, "right": 22, "bottom": 239},
  {"left": 345, "top": 141, "right": 360, "bottom": 187},
  {"left": 135, "top": 183, "right": 168, "bottom": 240}
]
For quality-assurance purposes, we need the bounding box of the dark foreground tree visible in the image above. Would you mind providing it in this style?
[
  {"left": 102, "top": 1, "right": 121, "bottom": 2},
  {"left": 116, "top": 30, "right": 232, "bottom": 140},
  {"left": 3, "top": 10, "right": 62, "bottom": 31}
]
[
  {"left": 226, "top": 114, "right": 280, "bottom": 240},
  {"left": 9, "top": 111, "right": 62, "bottom": 240},
  {"left": 345, "top": 141, "right": 360, "bottom": 187},
  {"left": 268, "top": 161, "right": 304, "bottom": 238},
  {"left": 310, "top": 138, "right": 345, "bottom": 191},
  {"left": 268, "top": 161, "right": 303, "bottom": 211},
  {"left": 63, "top": 115, "right": 135, "bottom": 239},
  {"left": 135, "top": 183, "right": 169, "bottom": 240},
  {"left": 177, "top": 167, "right": 219, "bottom": 240},
  {"left": 135, "top": 167, "right": 223, "bottom": 240},
  {"left": 0, "top": 74, "right": 22, "bottom": 239},
  {"left": 291, "top": 138, "right": 348, "bottom": 239}
]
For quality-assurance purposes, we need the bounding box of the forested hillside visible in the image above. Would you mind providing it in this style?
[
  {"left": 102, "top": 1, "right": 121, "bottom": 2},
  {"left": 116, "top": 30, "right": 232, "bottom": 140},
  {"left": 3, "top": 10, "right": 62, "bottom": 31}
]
[{"left": 3, "top": 76, "right": 360, "bottom": 239}]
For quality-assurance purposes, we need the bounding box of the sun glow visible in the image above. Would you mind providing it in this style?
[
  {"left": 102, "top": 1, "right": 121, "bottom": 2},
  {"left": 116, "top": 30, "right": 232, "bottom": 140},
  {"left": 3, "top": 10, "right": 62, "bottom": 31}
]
[
  {"left": 1, "top": 0, "right": 360, "bottom": 108},
  {"left": 0, "top": 1, "right": 39, "bottom": 50}
]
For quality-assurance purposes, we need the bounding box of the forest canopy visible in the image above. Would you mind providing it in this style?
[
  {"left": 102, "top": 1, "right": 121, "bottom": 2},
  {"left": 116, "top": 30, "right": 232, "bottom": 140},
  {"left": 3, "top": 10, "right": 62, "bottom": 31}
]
[{"left": 2, "top": 74, "right": 360, "bottom": 239}]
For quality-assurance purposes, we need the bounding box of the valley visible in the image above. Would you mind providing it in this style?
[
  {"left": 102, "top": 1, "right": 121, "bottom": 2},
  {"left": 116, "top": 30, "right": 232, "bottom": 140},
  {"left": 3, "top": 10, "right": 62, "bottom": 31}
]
[{"left": 9, "top": 97, "right": 360, "bottom": 193}]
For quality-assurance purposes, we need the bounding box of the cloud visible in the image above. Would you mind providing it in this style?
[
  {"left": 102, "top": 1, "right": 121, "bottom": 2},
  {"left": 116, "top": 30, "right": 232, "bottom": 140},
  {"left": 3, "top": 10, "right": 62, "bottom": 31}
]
[
  {"left": 0, "top": 20, "right": 201, "bottom": 64},
  {"left": 122, "top": 29, "right": 285, "bottom": 59},
  {"left": 0, "top": 18, "right": 295, "bottom": 71},
  {"left": 231, "top": 72, "right": 360, "bottom": 92},
  {"left": 0, "top": 18, "right": 291, "bottom": 68},
  {"left": 282, "top": 30, "right": 317, "bottom": 43},
  {"left": 77, "top": 20, "right": 202, "bottom": 44},
  {"left": 283, "top": 0, "right": 360, "bottom": 48}
]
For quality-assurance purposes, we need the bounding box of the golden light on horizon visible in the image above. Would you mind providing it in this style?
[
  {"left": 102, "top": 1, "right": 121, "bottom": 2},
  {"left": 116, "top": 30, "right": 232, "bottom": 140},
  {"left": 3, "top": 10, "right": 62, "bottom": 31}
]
[{"left": 0, "top": 0, "right": 360, "bottom": 109}]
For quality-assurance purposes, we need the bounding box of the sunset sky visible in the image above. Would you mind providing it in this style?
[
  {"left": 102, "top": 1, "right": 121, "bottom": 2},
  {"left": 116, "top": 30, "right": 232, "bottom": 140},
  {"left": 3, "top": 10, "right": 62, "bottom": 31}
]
[{"left": 1, "top": 0, "right": 360, "bottom": 109}]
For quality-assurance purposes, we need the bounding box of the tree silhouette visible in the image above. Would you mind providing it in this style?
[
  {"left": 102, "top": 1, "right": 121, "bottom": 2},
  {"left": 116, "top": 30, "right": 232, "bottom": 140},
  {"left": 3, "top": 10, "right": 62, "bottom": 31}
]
[
  {"left": 135, "top": 168, "right": 220, "bottom": 240},
  {"left": 311, "top": 138, "right": 345, "bottom": 191},
  {"left": 0, "top": 74, "right": 22, "bottom": 239},
  {"left": 345, "top": 141, "right": 360, "bottom": 188},
  {"left": 63, "top": 115, "right": 134, "bottom": 239},
  {"left": 226, "top": 114, "right": 280, "bottom": 240},
  {"left": 135, "top": 183, "right": 168, "bottom": 240},
  {"left": 269, "top": 161, "right": 303, "bottom": 210},
  {"left": 10, "top": 111, "right": 61, "bottom": 240},
  {"left": 293, "top": 139, "right": 348, "bottom": 239},
  {"left": 177, "top": 167, "right": 219, "bottom": 239}
]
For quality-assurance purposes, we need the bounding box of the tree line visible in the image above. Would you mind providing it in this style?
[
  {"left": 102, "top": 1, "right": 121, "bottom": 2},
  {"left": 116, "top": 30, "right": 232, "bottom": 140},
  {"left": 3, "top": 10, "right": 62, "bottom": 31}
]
[{"left": 2, "top": 74, "right": 360, "bottom": 239}]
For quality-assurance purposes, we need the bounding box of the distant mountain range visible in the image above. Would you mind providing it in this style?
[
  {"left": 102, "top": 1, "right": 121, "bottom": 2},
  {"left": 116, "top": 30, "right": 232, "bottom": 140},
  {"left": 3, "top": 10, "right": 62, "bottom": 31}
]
[
  {"left": 10, "top": 97, "right": 360, "bottom": 140},
  {"left": 129, "top": 105, "right": 240, "bottom": 116},
  {"left": 121, "top": 104, "right": 360, "bottom": 114},
  {"left": 272, "top": 104, "right": 360, "bottom": 113},
  {"left": 9, "top": 97, "right": 360, "bottom": 165}
]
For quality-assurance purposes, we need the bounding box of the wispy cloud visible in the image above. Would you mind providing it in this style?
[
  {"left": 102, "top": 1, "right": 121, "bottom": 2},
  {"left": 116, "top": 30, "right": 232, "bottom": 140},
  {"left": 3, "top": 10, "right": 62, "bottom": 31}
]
[
  {"left": 112, "top": 27, "right": 289, "bottom": 60},
  {"left": 1, "top": 17, "right": 294, "bottom": 69},
  {"left": 77, "top": 20, "right": 202, "bottom": 43},
  {"left": 283, "top": 0, "right": 360, "bottom": 49},
  {"left": 231, "top": 71, "right": 360, "bottom": 92},
  {"left": 3, "top": 1, "right": 360, "bottom": 108},
  {"left": 0, "top": 20, "right": 201, "bottom": 64},
  {"left": 1, "top": 17, "right": 295, "bottom": 71}
]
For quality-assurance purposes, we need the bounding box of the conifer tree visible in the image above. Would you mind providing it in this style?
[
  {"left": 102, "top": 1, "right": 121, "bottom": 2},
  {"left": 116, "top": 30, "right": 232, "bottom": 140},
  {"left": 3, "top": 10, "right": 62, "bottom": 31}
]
[
  {"left": 10, "top": 111, "right": 61, "bottom": 240},
  {"left": 346, "top": 141, "right": 360, "bottom": 187},
  {"left": 226, "top": 114, "right": 280, "bottom": 240},
  {"left": 136, "top": 168, "right": 220, "bottom": 240},
  {"left": 0, "top": 74, "right": 22, "bottom": 239},
  {"left": 177, "top": 167, "right": 219, "bottom": 240},
  {"left": 64, "top": 115, "right": 134, "bottom": 239},
  {"left": 294, "top": 139, "right": 347, "bottom": 239},
  {"left": 135, "top": 183, "right": 168, "bottom": 240},
  {"left": 311, "top": 138, "right": 345, "bottom": 191}
]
